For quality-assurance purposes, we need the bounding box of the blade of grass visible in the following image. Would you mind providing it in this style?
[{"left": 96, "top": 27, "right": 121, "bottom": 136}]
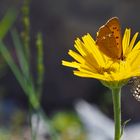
[
  {"left": 11, "top": 30, "right": 38, "bottom": 107},
  {"left": 0, "top": 40, "right": 28, "bottom": 94},
  {"left": 0, "top": 40, "right": 40, "bottom": 109},
  {"left": 11, "top": 29, "right": 30, "bottom": 78},
  {"left": 21, "top": 0, "right": 31, "bottom": 61},
  {"left": 0, "top": 8, "right": 17, "bottom": 39},
  {"left": 36, "top": 32, "right": 44, "bottom": 98}
]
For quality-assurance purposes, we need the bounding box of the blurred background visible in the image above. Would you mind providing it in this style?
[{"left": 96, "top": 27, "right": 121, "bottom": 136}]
[{"left": 0, "top": 0, "right": 140, "bottom": 139}]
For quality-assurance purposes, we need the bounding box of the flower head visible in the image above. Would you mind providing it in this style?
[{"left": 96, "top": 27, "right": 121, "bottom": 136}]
[{"left": 62, "top": 18, "right": 140, "bottom": 88}]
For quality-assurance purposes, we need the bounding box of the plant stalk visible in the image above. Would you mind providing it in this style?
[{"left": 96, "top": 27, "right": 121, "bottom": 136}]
[{"left": 112, "top": 88, "right": 121, "bottom": 140}]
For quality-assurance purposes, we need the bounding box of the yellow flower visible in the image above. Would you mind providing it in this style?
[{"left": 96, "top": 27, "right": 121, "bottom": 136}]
[{"left": 62, "top": 28, "right": 140, "bottom": 88}]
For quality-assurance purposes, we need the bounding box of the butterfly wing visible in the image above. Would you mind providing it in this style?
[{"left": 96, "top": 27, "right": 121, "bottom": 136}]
[
  {"left": 96, "top": 17, "right": 122, "bottom": 59},
  {"left": 106, "top": 17, "right": 122, "bottom": 55},
  {"left": 130, "top": 77, "right": 140, "bottom": 101}
]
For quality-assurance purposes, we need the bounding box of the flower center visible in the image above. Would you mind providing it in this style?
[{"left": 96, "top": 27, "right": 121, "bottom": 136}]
[{"left": 99, "top": 60, "right": 127, "bottom": 75}]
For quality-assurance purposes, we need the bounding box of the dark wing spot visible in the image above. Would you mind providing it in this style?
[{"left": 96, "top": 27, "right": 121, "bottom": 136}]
[{"left": 113, "top": 27, "right": 117, "bottom": 30}]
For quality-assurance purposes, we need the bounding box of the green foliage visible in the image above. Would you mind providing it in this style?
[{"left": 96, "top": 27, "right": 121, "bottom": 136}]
[
  {"left": 21, "top": 0, "right": 31, "bottom": 60},
  {"left": 52, "top": 111, "right": 86, "bottom": 140},
  {"left": 0, "top": 1, "right": 86, "bottom": 140},
  {"left": 0, "top": 130, "right": 10, "bottom": 140},
  {"left": 121, "top": 119, "right": 131, "bottom": 138},
  {"left": 0, "top": 1, "right": 44, "bottom": 110},
  {"left": 36, "top": 32, "right": 44, "bottom": 97},
  {"left": 0, "top": 1, "right": 53, "bottom": 140},
  {"left": 0, "top": 8, "right": 17, "bottom": 39},
  {"left": 0, "top": 8, "right": 18, "bottom": 78},
  {"left": 0, "top": 39, "right": 40, "bottom": 109}
]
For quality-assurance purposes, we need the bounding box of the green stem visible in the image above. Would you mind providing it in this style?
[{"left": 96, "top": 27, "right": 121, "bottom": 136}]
[{"left": 112, "top": 88, "right": 121, "bottom": 140}]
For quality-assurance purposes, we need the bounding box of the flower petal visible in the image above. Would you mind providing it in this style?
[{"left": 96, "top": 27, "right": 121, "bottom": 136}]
[
  {"left": 62, "top": 61, "right": 80, "bottom": 68},
  {"left": 122, "top": 28, "right": 131, "bottom": 55}
]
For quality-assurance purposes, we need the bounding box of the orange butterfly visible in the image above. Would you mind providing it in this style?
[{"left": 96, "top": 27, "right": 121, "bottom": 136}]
[{"left": 96, "top": 17, "right": 122, "bottom": 59}]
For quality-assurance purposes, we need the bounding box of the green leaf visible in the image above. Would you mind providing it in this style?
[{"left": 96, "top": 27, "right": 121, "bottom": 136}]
[{"left": 121, "top": 119, "right": 131, "bottom": 137}]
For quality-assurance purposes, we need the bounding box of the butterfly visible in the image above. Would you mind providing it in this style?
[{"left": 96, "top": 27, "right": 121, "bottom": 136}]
[
  {"left": 129, "top": 77, "right": 140, "bottom": 101},
  {"left": 96, "top": 17, "right": 122, "bottom": 59}
]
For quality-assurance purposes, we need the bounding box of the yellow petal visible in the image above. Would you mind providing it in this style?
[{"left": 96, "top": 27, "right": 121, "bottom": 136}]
[
  {"left": 62, "top": 61, "right": 80, "bottom": 68},
  {"left": 122, "top": 28, "right": 131, "bottom": 55},
  {"left": 127, "top": 32, "right": 138, "bottom": 52},
  {"left": 68, "top": 50, "right": 85, "bottom": 64},
  {"left": 82, "top": 34, "right": 105, "bottom": 66},
  {"left": 73, "top": 70, "right": 107, "bottom": 80}
]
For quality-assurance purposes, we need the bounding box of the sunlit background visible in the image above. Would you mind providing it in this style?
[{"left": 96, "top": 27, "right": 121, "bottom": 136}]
[{"left": 0, "top": 0, "right": 140, "bottom": 140}]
